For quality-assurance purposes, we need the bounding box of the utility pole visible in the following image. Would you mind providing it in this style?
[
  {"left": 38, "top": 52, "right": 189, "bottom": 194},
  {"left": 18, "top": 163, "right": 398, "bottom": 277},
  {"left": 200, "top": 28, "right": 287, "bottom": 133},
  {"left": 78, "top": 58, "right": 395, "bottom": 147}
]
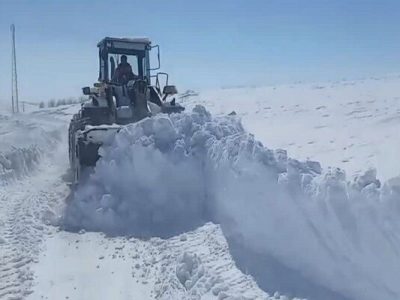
[{"left": 11, "top": 24, "right": 19, "bottom": 113}]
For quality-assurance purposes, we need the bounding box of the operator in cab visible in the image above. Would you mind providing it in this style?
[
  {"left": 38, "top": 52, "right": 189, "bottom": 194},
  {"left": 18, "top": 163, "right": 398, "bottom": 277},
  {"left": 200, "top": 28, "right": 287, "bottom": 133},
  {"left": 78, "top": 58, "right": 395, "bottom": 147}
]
[{"left": 112, "top": 55, "right": 137, "bottom": 84}]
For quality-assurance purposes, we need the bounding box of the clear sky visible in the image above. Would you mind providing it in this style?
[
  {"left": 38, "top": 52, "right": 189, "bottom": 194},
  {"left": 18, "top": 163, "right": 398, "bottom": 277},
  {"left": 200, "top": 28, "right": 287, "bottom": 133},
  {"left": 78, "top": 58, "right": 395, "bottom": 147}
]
[{"left": 1, "top": 0, "right": 400, "bottom": 103}]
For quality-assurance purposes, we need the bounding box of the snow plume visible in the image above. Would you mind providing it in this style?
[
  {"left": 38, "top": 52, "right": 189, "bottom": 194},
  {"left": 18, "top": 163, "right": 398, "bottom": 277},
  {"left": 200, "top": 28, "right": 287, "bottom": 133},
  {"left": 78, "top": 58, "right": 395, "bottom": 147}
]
[
  {"left": 63, "top": 107, "right": 216, "bottom": 237},
  {"left": 64, "top": 105, "right": 400, "bottom": 300}
]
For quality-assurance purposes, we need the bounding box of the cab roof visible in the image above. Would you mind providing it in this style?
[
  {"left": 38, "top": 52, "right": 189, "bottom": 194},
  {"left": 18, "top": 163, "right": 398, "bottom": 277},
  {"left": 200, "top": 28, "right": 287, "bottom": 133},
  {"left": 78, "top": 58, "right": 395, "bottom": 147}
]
[{"left": 97, "top": 37, "right": 151, "bottom": 47}]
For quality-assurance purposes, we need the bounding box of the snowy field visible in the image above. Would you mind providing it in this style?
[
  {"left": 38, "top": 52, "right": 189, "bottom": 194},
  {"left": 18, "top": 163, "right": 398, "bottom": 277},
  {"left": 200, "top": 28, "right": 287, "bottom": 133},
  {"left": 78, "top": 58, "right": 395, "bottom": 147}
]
[
  {"left": 185, "top": 75, "right": 400, "bottom": 180},
  {"left": 1, "top": 76, "right": 400, "bottom": 300}
]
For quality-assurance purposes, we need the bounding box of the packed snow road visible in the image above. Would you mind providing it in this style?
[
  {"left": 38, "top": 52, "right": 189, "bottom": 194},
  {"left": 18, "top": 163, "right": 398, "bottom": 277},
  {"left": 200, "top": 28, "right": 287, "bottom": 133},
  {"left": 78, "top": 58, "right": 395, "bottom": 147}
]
[
  {"left": 0, "top": 154, "right": 68, "bottom": 299},
  {"left": 27, "top": 224, "right": 272, "bottom": 300},
  {"left": 0, "top": 107, "right": 71, "bottom": 299}
]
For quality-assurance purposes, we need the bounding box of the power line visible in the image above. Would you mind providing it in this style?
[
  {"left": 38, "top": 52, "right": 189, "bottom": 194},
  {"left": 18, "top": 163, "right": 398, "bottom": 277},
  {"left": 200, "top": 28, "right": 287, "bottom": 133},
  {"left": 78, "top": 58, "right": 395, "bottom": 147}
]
[{"left": 11, "top": 24, "right": 19, "bottom": 113}]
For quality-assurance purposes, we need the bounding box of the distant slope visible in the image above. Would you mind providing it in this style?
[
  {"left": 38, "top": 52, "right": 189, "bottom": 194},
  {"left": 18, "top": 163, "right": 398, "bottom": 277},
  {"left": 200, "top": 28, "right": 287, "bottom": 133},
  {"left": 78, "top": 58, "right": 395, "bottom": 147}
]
[
  {"left": 0, "top": 101, "right": 9, "bottom": 114},
  {"left": 183, "top": 75, "right": 400, "bottom": 180}
]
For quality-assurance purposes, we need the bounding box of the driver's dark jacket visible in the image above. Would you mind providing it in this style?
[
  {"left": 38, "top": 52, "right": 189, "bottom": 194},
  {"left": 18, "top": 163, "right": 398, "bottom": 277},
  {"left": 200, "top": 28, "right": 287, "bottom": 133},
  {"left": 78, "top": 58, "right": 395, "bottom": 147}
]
[{"left": 113, "top": 62, "right": 134, "bottom": 83}]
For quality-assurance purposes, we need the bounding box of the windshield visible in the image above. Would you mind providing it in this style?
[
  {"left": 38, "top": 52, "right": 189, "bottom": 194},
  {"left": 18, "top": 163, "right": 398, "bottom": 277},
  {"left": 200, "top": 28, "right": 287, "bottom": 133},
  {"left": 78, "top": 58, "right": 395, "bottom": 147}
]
[{"left": 109, "top": 54, "right": 139, "bottom": 80}]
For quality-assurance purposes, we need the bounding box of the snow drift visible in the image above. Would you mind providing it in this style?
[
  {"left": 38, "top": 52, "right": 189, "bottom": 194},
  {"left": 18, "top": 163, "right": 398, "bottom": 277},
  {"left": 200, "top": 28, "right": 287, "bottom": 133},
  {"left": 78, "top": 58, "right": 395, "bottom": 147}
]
[
  {"left": 0, "top": 145, "right": 42, "bottom": 182},
  {"left": 64, "top": 106, "right": 400, "bottom": 300},
  {"left": 0, "top": 113, "right": 63, "bottom": 184}
]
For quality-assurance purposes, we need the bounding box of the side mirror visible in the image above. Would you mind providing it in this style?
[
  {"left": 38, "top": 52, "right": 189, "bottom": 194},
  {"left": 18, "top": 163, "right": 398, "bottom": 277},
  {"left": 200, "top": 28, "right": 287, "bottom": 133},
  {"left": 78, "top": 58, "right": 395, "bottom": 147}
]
[
  {"left": 82, "top": 87, "right": 91, "bottom": 95},
  {"left": 163, "top": 85, "right": 178, "bottom": 95},
  {"left": 149, "top": 45, "right": 161, "bottom": 71}
]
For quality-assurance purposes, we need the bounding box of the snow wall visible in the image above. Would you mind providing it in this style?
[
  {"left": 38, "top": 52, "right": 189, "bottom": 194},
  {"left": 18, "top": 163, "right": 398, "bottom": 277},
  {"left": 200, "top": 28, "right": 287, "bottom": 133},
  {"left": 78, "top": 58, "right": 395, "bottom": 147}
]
[
  {"left": 64, "top": 105, "right": 400, "bottom": 300},
  {"left": 0, "top": 114, "right": 62, "bottom": 184}
]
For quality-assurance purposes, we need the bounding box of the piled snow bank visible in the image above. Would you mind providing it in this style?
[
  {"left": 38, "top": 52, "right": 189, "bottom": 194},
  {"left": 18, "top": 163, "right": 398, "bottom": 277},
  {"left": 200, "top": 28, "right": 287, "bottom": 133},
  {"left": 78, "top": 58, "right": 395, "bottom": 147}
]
[
  {"left": 176, "top": 252, "right": 204, "bottom": 290},
  {"left": 64, "top": 106, "right": 400, "bottom": 300},
  {"left": 0, "top": 112, "right": 64, "bottom": 184},
  {"left": 183, "top": 76, "right": 400, "bottom": 181},
  {"left": 64, "top": 106, "right": 233, "bottom": 236},
  {"left": 0, "top": 145, "right": 42, "bottom": 182}
]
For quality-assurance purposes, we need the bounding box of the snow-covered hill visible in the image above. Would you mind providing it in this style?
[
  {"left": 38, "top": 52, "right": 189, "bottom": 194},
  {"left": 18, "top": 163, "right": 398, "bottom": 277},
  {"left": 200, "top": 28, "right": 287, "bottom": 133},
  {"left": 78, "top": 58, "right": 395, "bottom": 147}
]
[
  {"left": 184, "top": 75, "right": 400, "bottom": 180},
  {"left": 1, "top": 76, "right": 400, "bottom": 300}
]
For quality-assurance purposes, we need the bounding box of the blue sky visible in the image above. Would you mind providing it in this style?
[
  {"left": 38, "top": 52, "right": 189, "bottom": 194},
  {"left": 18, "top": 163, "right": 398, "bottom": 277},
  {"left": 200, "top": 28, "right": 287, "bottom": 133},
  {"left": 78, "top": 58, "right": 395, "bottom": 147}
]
[{"left": 1, "top": 0, "right": 400, "bottom": 102}]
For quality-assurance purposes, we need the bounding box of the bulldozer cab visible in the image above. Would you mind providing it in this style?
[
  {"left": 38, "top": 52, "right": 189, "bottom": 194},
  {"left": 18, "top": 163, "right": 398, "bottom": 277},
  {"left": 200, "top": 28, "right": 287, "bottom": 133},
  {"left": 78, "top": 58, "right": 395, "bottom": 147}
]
[
  {"left": 97, "top": 37, "right": 156, "bottom": 84},
  {"left": 71, "top": 37, "right": 184, "bottom": 182}
]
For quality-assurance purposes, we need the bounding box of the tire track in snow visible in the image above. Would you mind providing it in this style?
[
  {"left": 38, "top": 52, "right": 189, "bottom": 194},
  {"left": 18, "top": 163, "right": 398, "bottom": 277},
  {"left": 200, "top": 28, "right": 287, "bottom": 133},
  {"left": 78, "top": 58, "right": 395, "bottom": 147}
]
[{"left": 0, "top": 153, "right": 69, "bottom": 299}]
